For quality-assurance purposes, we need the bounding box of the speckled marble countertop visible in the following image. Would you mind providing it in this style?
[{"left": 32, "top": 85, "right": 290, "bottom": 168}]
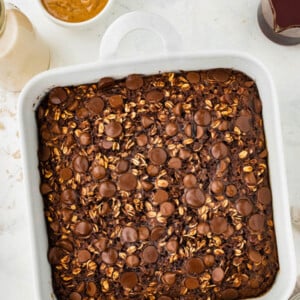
[{"left": 0, "top": 0, "right": 300, "bottom": 299}]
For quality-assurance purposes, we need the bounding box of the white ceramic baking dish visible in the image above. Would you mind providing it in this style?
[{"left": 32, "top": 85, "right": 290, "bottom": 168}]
[{"left": 18, "top": 11, "right": 296, "bottom": 300}]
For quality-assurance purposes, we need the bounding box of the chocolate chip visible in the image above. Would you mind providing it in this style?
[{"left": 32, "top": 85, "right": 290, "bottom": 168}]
[
  {"left": 141, "top": 115, "right": 154, "bottom": 128},
  {"left": 212, "top": 267, "right": 224, "bottom": 283},
  {"left": 183, "top": 174, "right": 197, "bottom": 188},
  {"left": 248, "top": 248, "right": 262, "bottom": 263},
  {"left": 59, "top": 167, "right": 73, "bottom": 181},
  {"left": 101, "top": 248, "right": 118, "bottom": 265},
  {"left": 91, "top": 165, "right": 106, "bottom": 179},
  {"left": 210, "top": 69, "right": 230, "bottom": 82},
  {"left": 98, "top": 77, "right": 114, "bottom": 89},
  {"left": 116, "top": 159, "right": 129, "bottom": 174},
  {"left": 211, "top": 142, "right": 229, "bottom": 159},
  {"left": 126, "top": 74, "right": 143, "bottom": 90},
  {"left": 194, "top": 109, "right": 211, "bottom": 126},
  {"left": 72, "top": 155, "right": 89, "bottom": 173},
  {"left": 118, "top": 173, "right": 137, "bottom": 191},
  {"left": 49, "top": 87, "right": 67, "bottom": 104},
  {"left": 210, "top": 180, "right": 224, "bottom": 194},
  {"left": 38, "top": 146, "right": 51, "bottom": 161},
  {"left": 93, "top": 237, "right": 107, "bottom": 252},
  {"left": 40, "top": 183, "right": 52, "bottom": 195},
  {"left": 197, "top": 222, "right": 210, "bottom": 235},
  {"left": 210, "top": 216, "right": 228, "bottom": 234},
  {"left": 185, "top": 188, "right": 205, "bottom": 208},
  {"left": 162, "top": 272, "right": 176, "bottom": 285},
  {"left": 257, "top": 187, "right": 272, "bottom": 205},
  {"left": 146, "top": 90, "right": 164, "bottom": 102},
  {"left": 248, "top": 214, "right": 265, "bottom": 232},
  {"left": 79, "top": 132, "right": 91, "bottom": 145},
  {"left": 219, "top": 288, "right": 239, "bottom": 300},
  {"left": 142, "top": 246, "right": 159, "bottom": 263},
  {"left": 126, "top": 255, "right": 140, "bottom": 267},
  {"left": 85, "top": 97, "right": 104, "bottom": 114},
  {"left": 69, "top": 292, "right": 82, "bottom": 300},
  {"left": 77, "top": 249, "right": 91, "bottom": 263},
  {"left": 136, "top": 134, "right": 148, "bottom": 146},
  {"left": 148, "top": 148, "right": 167, "bottom": 165},
  {"left": 203, "top": 254, "right": 215, "bottom": 267},
  {"left": 236, "top": 199, "right": 253, "bottom": 216},
  {"left": 120, "top": 272, "right": 138, "bottom": 289},
  {"left": 150, "top": 226, "right": 165, "bottom": 241},
  {"left": 101, "top": 139, "right": 113, "bottom": 149},
  {"left": 86, "top": 282, "right": 97, "bottom": 297},
  {"left": 147, "top": 165, "right": 160, "bottom": 177},
  {"left": 185, "top": 258, "right": 204, "bottom": 274},
  {"left": 141, "top": 180, "right": 154, "bottom": 191},
  {"left": 76, "top": 107, "right": 89, "bottom": 119},
  {"left": 236, "top": 116, "right": 251, "bottom": 132},
  {"left": 184, "top": 277, "right": 199, "bottom": 289},
  {"left": 179, "top": 148, "right": 191, "bottom": 160},
  {"left": 173, "top": 102, "right": 182, "bottom": 116},
  {"left": 138, "top": 226, "right": 150, "bottom": 240},
  {"left": 244, "top": 172, "right": 256, "bottom": 185},
  {"left": 99, "top": 181, "right": 116, "bottom": 197},
  {"left": 56, "top": 239, "right": 73, "bottom": 252},
  {"left": 166, "top": 239, "right": 178, "bottom": 253},
  {"left": 61, "top": 189, "right": 77, "bottom": 204},
  {"left": 121, "top": 227, "right": 138, "bottom": 243},
  {"left": 62, "top": 208, "right": 73, "bottom": 222},
  {"left": 186, "top": 71, "right": 200, "bottom": 83},
  {"left": 160, "top": 202, "right": 175, "bottom": 217},
  {"left": 109, "top": 95, "right": 123, "bottom": 109},
  {"left": 168, "top": 157, "right": 182, "bottom": 169},
  {"left": 225, "top": 184, "right": 237, "bottom": 197},
  {"left": 165, "top": 122, "right": 178, "bottom": 136},
  {"left": 153, "top": 190, "right": 168, "bottom": 204},
  {"left": 105, "top": 121, "right": 122, "bottom": 138},
  {"left": 48, "top": 247, "right": 65, "bottom": 264},
  {"left": 74, "top": 221, "right": 93, "bottom": 237}
]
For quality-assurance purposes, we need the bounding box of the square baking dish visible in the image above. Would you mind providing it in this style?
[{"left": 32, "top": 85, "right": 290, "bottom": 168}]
[{"left": 18, "top": 12, "right": 296, "bottom": 300}]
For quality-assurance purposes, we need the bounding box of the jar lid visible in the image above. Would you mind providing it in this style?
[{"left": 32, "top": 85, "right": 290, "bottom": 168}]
[{"left": 0, "top": 0, "right": 5, "bottom": 35}]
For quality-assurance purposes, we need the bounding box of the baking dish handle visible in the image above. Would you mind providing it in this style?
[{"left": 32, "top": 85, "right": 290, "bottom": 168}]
[{"left": 99, "top": 11, "right": 182, "bottom": 60}]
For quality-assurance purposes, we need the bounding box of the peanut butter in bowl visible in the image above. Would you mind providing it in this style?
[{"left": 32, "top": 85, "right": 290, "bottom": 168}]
[{"left": 39, "top": 0, "right": 111, "bottom": 26}]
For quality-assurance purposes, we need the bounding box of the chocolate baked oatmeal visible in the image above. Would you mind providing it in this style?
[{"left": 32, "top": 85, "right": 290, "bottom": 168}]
[{"left": 36, "top": 69, "right": 279, "bottom": 300}]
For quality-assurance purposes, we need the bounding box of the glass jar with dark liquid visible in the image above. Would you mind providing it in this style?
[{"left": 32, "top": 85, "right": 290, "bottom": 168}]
[{"left": 258, "top": 0, "right": 300, "bottom": 45}]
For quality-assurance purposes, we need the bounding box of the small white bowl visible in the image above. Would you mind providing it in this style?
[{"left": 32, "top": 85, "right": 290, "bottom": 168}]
[{"left": 35, "top": 0, "right": 113, "bottom": 28}]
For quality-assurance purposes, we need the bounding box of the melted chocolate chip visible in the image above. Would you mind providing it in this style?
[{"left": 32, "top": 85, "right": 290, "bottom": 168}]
[
  {"left": 185, "top": 188, "right": 205, "bottom": 208},
  {"left": 74, "top": 221, "right": 92, "bottom": 237},
  {"left": 61, "top": 189, "right": 77, "bottom": 205},
  {"left": 148, "top": 148, "right": 167, "bottom": 165},
  {"left": 85, "top": 97, "right": 104, "bottom": 114},
  {"left": 99, "top": 181, "right": 116, "bottom": 197},
  {"left": 91, "top": 165, "right": 106, "bottom": 179},
  {"left": 72, "top": 155, "right": 89, "bottom": 173},
  {"left": 118, "top": 173, "right": 137, "bottom": 191},
  {"left": 185, "top": 258, "right": 204, "bottom": 274},
  {"left": 121, "top": 227, "right": 138, "bottom": 243},
  {"left": 101, "top": 248, "right": 118, "bottom": 264},
  {"left": 105, "top": 121, "right": 123, "bottom": 138},
  {"left": 236, "top": 199, "right": 253, "bottom": 216},
  {"left": 211, "top": 142, "right": 229, "bottom": 159},
  {"left": 120, "top": 272, "right": 138, "bottom": 289},
  {"left": 146, "top": 90, "right": 164, "bottom": 102},
  {"left": 194, "top": 109, "right": 211, "bottom": 126},
  {"left": 210, "top": 216, "right": 228, "bottom": 234},
  {"left": 142, "top": 246, "right": 159, "bottom": 264},
  {"left": 126, "top": 74, "right": 143, "bottom": 90}
]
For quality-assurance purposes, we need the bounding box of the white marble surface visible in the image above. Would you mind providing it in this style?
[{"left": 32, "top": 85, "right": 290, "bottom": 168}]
[{"left": 0, "top": 0, "right": 300, "bottom": 299}]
